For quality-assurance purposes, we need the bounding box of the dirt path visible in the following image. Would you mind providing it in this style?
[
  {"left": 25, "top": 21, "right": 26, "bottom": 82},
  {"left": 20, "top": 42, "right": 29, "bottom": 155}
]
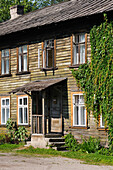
[{"left": 0, "top": 152, "right": 113, "bottom": 170}]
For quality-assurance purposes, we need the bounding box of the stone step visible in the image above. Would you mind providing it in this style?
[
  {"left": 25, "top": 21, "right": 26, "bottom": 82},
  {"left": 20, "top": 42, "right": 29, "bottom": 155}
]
[
  {"left": 24, "top": 141, "right": 31, "bottom": 147},
  {"left": 45, "top": 134, "right": 62, "bottom": 138},
  {"left": 52, "top": 146, "right": 68, "bottom": 151},
  {"left": 49, "top": 142, "right": 65, "bottom": 147},
  {"left": 49, "top": 138, "right": 65, "bottom": 142}
]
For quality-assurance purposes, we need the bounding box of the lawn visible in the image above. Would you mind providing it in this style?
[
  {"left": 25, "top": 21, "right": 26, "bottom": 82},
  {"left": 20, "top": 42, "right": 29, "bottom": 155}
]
[{"left": 0, "top": 144, "right": 113, "bottom": 166}]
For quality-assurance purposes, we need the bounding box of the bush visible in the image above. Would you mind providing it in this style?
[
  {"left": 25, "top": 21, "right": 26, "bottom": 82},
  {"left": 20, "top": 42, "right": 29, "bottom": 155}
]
[
  {"left": 65, "top": 133, "right": 102, "bottom": 153},
  {"left": 64, "top": 133, "right": 79, "bottom": 151},
  {"left": 0, "top": 133, "right": 5, "bottom": 144},
  {"left": 6, "top": 118, "right": 28, "bottom": 144},
  {"left": 80, "top": 136, "right": 101, "bottom": 153}
]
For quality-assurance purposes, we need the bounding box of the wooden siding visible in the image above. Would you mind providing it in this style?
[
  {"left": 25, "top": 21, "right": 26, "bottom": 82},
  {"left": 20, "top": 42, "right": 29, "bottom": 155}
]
[{"left": 0, "top": 34, "right": 108, "bottom": 145}]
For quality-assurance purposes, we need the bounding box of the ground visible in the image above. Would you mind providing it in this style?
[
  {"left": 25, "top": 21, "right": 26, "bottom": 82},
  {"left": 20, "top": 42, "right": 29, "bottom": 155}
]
[{"left": 0, "top": 152, "right": 113, "bottom": 170}]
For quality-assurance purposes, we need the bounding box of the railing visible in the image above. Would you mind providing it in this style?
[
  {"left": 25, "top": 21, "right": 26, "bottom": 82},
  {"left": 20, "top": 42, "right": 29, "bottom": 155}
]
[{"left": 32, "top": 115, "right": 43, "bottom": 134}]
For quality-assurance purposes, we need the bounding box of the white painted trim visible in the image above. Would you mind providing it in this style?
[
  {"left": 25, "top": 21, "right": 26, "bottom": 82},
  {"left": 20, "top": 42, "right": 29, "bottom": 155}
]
[
  {"left": 18, "top": 96, "right": 28, "bottom": 125},
  {"left": 1, "top": 97, "right": 10, "bottom": 125}
]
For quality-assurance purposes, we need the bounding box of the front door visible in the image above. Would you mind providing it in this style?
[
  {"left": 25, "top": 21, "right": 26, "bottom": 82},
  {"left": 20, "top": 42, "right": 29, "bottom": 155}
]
[{"left": 49, "top": 87, "right": 62, "bottom": 133}]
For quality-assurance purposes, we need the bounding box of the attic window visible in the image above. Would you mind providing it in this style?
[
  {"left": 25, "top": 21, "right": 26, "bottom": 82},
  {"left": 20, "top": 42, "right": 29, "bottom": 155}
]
[
  {"left": 1, "top": 49, "right": 10, "bottom": 75},
  {"left": 42, "top": 39, "right": 56, "bottom": 69}
]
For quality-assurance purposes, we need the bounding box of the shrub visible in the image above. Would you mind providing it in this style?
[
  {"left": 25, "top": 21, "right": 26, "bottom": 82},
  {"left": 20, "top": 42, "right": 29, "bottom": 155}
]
[
  {"left": 6, "top": 118, "right": 28, "bottom": 143},
  {"left": 0, "top": 133, "right": 5, "bottom": 144},
  {"left": 65, "top": 133, "right": 101, "bottom": 153},
  {"left": 80, "top": 136, "right": 101, "bottom": 153},
  {"left": 64, "top": 133, "right": 79, "bottom": 151}
]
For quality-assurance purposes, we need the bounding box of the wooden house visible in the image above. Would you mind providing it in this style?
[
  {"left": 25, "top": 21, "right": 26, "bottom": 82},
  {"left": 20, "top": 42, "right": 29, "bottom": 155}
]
[{"left": 0, "top": 0, "right": 113, "bottom": 148}]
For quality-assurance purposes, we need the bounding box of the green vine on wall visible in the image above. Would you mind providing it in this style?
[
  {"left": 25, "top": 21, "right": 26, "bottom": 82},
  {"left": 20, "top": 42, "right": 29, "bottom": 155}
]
[{"left": 72, "top": 14, "right": 113, "bottom": 146}]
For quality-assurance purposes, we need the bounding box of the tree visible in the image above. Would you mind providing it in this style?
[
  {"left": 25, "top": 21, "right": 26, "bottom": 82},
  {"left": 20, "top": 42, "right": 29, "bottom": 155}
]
[
  {"left": 0, "top": 0, "right": 68, "bottom": 23},
  {"left": 72, "top": 15, "right": 113, "bottom": 147}
]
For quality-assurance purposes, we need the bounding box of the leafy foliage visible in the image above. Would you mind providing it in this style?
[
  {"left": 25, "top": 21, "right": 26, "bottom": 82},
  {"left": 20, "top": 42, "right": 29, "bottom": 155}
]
[
  {"left": 6, "top": 118, "right": 28, "bottom": 143},
  {"left": 65, "top": 133, "right": 101, "bottom": 153},
  {"left": 72, "top": 14, "right": 113, "bottom": 146},
  {"left": 0, "top": 0, "right": 68, "bottom": 23},
  {"left": 64, "top": 133, "right": 79, "bottom": 151},
  {"left": 80, "top": 136, "right": 101, "bottom": 153}
]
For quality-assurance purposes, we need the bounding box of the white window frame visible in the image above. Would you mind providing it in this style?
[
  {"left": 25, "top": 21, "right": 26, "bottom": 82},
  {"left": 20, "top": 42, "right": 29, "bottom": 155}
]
[
  {"left": 18, "top": 96, "right": 28, "bottom": 125},
  {"left": 73, "top": 93, "right": 86, "bottom": 127},
  {"left": 1, "top": 97, "right": 10, "bottom": 125}
]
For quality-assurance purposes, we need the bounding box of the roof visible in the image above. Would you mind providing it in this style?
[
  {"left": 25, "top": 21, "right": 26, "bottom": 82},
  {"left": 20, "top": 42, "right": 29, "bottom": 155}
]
[
  {"left": 9, "top": 77, "right": 66, "bottom": 94},
  {"left": 0, "top": 0, "right": 113, "bottom": 37}
]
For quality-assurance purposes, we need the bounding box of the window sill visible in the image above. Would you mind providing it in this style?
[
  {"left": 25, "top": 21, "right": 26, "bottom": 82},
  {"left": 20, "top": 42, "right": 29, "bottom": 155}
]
[
  {"left": 98, "top": 128, "right": 108, "bottom": 131},
  {"left": 0, "top": 74, "right": 12, "bottom": 78},
  {"left": 16, "top": 71, "right": 30, "bottom": 75},
  {"left": 17, "top": 124, "right": 30, "bottom": 127},
  {"left": 70, "top": 126, "right": 89, "bottom": 129},
  {"left": 41, "top": 67, "right": 58, "bottom": 71},
  {"left": 0, "top": 124, "right": 6, "bottom": 127}
]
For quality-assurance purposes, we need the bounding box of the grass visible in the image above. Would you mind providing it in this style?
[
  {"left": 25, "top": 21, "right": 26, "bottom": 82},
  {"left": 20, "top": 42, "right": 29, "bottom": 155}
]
[
  {"left": 0, "top": 143, "right": 24, "bottom": 152},
  {"left": 0, "top": 144, "right": 113, "bottom": 166}
]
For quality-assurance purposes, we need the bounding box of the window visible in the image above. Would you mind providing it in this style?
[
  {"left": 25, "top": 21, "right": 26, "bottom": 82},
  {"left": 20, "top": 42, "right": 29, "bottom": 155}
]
[
  {"left": 71, "top": 34, "right": 87, "bottom": 66},
  {"left": 1, "top": 49, "right": 10, "bottom": 75},
  {"left": 1, "top": 98, "right": 10, "bottom": 125},
  {"left": 18, "top": 96, "right": 28, "bottom": 125},
  {"left": 72, "top": 93, "right": 86, "bottom": 126},
  {"left": 100, "top": 114, "right": 105, "bottom": 128},
  {"left": 42, "top": 39, "right": 56, "bottom": 68},
  {"left": 18, "top": 45, "right": 28, "bottom": 73}
]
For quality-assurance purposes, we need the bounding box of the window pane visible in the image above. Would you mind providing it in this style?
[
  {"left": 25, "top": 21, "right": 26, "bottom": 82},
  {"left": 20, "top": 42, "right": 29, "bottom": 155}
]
[
  {"left": 73, "top": 45, "right": 79, "bottom": 64},
  {"left": 23, "top": 54, "right": 27, "bottom": 71},
  {"left": 23, "top": 45, "right": 27, "bottom": 53},
  {"left": 6, "top": 59, "right": 9, "bottom": 74},
  {"left": 75, "top": 95, "right": 79, "bottom": 105},
  {"left": 80, "top": 44, "right": 85, "bottom": 64},
  {"left": 80, "top": 34, "right": 85, "bottom": 43},
  {"left": 74, "top": 106, "right": 79, "bottom": 125},
  {"left": 19, "top": 99, "right": 22, "bottom": 105},
  {"left": 80, "top": 106, "right": 85, "bottom": 125},
  {"left": 19, "top": 108, "right": 23, "bottom": 123},
  {"left": 2, "top": 59, "right": 5, "bottom": 74},
  {"left": 5, "top": 50, "right": 9, "bottom": 57},
  {"left": 2, "top": 100, "right": 5, "bottom": 105},
  {"left": 19, "top": 55, "right": 22, "bottom": 72},
  {"left": 79, "top": 95, "right": 84, "bottom": 104},
  {"left": 2, "top": 50, "right": 5, "bottom": 57},
  {"left": 19, "top": 47, "right": 22, "bottom": 54},
  {"left": 24, "top": 98, "right": 27, "bottom": 105},
  {"left": 6, "top": 108, "right": 9, "bottom": 122},
  {"left": 2, "top": 108, "right": 5, "bottom": 123},
  {"left": 102, "top": 116, "right": 105, "bottom": 127},
  {"left": 6, "top": 99, "right": 9, "bottom": 105},
  {"left": 24, "top": 108, "right": 28, "bottom": 123}
]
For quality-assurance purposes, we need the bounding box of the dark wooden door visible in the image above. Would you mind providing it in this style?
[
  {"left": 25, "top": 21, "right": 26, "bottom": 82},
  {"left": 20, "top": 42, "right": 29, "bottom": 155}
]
[{"left": 50, "top": 88, "right": 62, "bottom": 133}]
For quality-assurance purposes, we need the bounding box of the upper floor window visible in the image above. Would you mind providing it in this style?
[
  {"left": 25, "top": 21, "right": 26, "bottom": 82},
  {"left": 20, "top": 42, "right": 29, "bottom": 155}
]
[
  {"left": 71, "top": 34, "right": 87, "bottom": 66},
  {"left": 72, "top": 93, "right": 86, "bottom": 127},
  {"left": 1, "top": 49, "right": 10, "bottom": 75},
  {"left": 1, "top": 97, "right": 10, "bottom": 125},
  {"left": 42, "top": 39, "right": 56, "bottom": 68},
  {"left": 18, "top": 96, "right": 28, "bottom": 125},
  {"left": 18, "top": 45, "right": 28, "bottom": 73}
]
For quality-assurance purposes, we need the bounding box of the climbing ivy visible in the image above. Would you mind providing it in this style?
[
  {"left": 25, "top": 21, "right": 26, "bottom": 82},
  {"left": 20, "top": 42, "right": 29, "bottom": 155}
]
[{"left": 72, "top": 14, "right": 113, "bottom": 146}]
